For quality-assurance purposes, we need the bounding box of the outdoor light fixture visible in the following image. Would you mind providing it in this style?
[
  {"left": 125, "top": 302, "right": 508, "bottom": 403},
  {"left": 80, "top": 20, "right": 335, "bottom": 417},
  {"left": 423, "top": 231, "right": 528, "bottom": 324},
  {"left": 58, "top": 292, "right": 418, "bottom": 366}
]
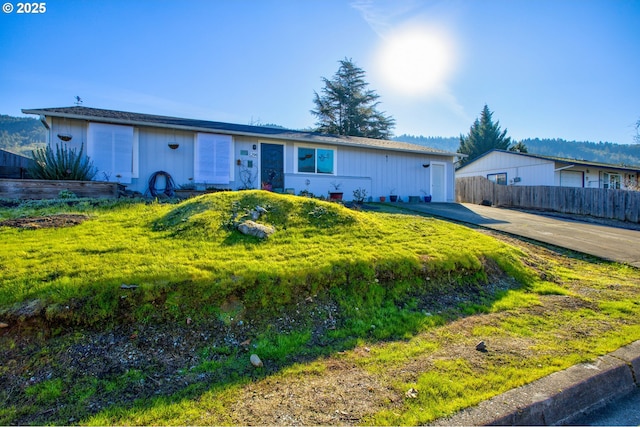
[{"left": 422, "top": 163, "right": 431, "bottom": 168}]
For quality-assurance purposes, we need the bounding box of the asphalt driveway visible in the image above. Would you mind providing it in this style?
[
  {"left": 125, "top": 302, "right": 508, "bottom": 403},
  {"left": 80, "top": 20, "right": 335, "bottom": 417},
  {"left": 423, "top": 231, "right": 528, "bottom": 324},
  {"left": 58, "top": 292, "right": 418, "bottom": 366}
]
[{"left": 401, "top": 202, "right": 640, "bottom": 268}]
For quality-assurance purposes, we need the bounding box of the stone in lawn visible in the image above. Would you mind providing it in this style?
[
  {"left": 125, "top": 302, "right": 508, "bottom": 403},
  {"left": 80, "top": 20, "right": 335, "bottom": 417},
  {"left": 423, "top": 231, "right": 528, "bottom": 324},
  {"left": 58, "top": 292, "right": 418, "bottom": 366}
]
[
  {"left": 237, "top": 220, "right": 275, "bottom": 239},
  {"left": 250, "top": 354, "right": 263, "bottom": 367}
]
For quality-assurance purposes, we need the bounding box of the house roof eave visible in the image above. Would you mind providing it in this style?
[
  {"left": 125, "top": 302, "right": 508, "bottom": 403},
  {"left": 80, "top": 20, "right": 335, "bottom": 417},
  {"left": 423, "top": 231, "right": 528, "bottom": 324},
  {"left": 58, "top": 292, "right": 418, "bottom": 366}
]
[
  {"left": 22, "top": 106, "right": 461, "bottom": 159},
  {"left": 456, "top": 149, "right": 640, "bottom": 174}
]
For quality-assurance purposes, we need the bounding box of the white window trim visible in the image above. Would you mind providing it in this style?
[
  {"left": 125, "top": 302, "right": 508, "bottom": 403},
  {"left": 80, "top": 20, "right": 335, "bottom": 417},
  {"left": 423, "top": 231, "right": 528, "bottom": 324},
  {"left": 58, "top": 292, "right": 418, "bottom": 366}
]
[{"left": 293, "top": 144, "right": 337, "bottom": 175}]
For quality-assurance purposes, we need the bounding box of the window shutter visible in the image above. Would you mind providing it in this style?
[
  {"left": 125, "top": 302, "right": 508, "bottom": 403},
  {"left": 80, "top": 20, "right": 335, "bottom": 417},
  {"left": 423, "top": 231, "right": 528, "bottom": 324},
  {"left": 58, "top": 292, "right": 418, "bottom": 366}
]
[
  {"left": 87, "top": 123, "right": 134, "bottom": 183},
  {"left": 195, "top": 133, "right": 232, "bottom": 184}
]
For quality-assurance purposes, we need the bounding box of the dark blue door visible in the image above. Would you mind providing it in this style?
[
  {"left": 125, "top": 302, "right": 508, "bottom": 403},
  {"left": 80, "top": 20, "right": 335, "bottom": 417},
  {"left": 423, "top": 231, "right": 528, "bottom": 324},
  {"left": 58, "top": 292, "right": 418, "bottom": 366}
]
[{"left": 260, "top": 143, "right": 284, "bottom": 192}]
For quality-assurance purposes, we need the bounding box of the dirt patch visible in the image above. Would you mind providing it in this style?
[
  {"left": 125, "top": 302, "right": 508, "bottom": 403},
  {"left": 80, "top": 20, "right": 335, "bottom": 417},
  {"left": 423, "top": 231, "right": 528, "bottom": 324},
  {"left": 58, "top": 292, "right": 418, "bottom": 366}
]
[
  {"left": 232, "top": 358, "right": 401, "bottom": 425},
  {"left": 0, "top": 270, "right": 520, "bottom": 425},
  {"left": 0, "top": 214, "right": 89, "bottom": 229}
]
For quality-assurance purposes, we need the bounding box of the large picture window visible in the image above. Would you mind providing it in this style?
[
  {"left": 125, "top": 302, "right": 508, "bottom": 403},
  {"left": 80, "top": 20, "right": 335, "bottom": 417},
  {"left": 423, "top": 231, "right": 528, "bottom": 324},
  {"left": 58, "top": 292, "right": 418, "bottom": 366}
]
[{"left": 296, "top": 146, "right": 335, "bottom": 175}]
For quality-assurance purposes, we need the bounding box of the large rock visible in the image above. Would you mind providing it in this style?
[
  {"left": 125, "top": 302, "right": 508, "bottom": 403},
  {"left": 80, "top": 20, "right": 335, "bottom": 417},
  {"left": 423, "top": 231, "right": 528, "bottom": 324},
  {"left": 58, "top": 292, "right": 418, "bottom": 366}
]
[
  {"left": 250, "top": 354, "right": 264, "bottom": 367},
  {"left": 237, "top": 220, "right": 275, "bottom": 239}
]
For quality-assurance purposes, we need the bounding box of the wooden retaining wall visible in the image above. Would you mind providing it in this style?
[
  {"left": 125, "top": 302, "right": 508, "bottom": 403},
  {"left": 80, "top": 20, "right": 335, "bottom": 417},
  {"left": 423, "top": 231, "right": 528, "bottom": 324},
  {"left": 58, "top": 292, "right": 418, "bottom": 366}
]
[
  {"left": 0, "top": 179, "right": 119, "bottom": 200},
  {"left": 456, "top": 176, "right": 640, "bottom": 223}
]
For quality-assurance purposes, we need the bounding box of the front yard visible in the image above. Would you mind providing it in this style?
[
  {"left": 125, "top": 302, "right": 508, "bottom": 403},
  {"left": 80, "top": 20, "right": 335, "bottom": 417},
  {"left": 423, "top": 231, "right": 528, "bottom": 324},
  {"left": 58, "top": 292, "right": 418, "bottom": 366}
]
[{"left": 0, "top": 191, "right": 638, "bottom": 425}]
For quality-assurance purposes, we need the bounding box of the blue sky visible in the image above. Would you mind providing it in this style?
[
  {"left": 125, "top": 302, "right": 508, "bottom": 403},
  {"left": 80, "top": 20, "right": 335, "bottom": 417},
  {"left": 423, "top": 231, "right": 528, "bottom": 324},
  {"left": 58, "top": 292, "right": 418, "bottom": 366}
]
[{"left": 1, "top": 0, "right": 639, "bottom": 143}]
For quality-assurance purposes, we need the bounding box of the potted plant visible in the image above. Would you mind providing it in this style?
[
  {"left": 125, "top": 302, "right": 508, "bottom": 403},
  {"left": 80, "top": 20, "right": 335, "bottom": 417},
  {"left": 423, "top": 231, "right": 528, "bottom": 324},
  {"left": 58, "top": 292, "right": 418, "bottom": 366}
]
[
  {"left": 328, "top": 181, "right": 343, "bottom": 200},
  {"left": 379, "top": 196, "right": 386, "bottom": 202},
  {"left": 353, "top": 187, "right": 367, "bottom": 205},
  {"left": 389, "top": 188, "right": 398, "bottom": 202}
]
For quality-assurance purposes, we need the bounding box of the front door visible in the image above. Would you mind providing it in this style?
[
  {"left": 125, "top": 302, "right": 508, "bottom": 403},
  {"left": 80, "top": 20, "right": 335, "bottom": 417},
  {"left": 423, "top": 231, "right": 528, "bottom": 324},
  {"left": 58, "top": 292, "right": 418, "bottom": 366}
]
[
  {"left": 431, "top": 163, "right": 446, "bottom": 202},
  {"left": 260, "top": 143, "right": 284, "bottom": 192}
]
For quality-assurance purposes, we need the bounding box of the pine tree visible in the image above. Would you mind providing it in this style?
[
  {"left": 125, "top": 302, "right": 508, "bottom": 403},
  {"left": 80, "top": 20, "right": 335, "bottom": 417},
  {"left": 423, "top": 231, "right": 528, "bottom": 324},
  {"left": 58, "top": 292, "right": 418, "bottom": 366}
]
[
  {"left": 457, "top": 104, "right": 511, "bottom": 167},
  {"left": 509, "top": 141, "right": 528, "bottom": 153},
  {"left": 311, "top": 58, "right": 395, "bottom": 139}
]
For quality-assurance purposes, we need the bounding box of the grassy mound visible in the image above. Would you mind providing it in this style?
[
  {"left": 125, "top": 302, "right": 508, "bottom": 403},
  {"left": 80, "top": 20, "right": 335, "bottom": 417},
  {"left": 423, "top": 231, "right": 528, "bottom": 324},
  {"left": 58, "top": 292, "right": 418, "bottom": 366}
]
[
  {"left": 153, "top": 190, "right": 358, "bottom": 239},
  {"left": 0, "top": 191, "right": 530, "bottom": 330}
]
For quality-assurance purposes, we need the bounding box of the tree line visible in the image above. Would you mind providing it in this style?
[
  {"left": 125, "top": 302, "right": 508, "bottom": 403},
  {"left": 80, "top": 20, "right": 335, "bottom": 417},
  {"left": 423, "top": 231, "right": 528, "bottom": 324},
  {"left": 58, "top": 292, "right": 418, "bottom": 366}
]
[{"left": 0, "top": 115, "right": 46, "bottom": 156}]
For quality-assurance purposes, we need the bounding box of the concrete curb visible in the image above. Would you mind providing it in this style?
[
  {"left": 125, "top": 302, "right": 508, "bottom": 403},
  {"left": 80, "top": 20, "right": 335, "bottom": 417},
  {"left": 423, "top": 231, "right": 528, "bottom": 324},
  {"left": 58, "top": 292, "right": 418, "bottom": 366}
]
[{"left": 431, "top": 340, "right": 640, "bottom": 426}]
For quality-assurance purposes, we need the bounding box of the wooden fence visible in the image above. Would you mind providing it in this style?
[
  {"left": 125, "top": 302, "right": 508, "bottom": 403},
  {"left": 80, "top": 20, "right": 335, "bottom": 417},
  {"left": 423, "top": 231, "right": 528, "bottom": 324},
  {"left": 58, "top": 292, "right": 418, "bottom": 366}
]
[
  {"left": 0, "top": 179, "right": 120, "bottom": 200},
  {"left": 0, "top": 149, "right": 34, "bottom": 179},
  {"left": 456, "top": 176, "right": 640, "bottom": 223}
]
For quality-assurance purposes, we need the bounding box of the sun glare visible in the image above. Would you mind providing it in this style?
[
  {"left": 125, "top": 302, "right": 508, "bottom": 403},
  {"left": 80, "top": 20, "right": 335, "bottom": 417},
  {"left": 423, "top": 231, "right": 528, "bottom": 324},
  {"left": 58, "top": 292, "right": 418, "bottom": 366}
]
[{"left": 376, "top": 25, "right": 456, "bottom": 96}]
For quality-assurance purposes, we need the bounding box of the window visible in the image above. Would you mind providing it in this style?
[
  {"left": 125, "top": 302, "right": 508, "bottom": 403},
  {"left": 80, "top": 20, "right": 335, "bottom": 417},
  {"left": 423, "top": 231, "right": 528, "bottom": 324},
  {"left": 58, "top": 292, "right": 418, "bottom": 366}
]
[
  {"left": 603, "top": 173, "right": 621, "bottom": 189},
  {"left": 87, "top": 123, "right": 135, "bottom": 183},
  {"left": 487, "top": 172, "right": 507, "bottom": 185},
  {"left": 296, "top": 146, "right": 335, "bottom": 174},
  {"left": 195, "top": 133, "right": 233, "bottom": 184}
]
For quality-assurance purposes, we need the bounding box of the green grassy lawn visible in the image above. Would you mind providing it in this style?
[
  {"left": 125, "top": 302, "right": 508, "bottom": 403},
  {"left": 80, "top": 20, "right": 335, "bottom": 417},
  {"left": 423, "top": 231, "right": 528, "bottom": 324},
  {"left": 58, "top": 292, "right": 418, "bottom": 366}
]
[
  {"left": 1, "top": 191, "right": 639, "bottom": 425},
  {"left": 0, "top": 192, "right": 528, "bottom": 327}
]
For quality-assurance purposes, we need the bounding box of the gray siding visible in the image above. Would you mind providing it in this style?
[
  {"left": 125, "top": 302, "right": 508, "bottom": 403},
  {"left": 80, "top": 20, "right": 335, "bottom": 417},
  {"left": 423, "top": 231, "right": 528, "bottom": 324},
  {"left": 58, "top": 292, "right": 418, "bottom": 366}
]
[
  {"left": 456, "top": 151, "right": 555, "bottom": 186},
  {"left": 45, "top": 119, "right": 456, "bottom": 200},
  {"left": 456, "top": 151, "right": 639, "bottom": 190},
  {"left": 137, "top": 128, "right": 196, "bottom": 191}
]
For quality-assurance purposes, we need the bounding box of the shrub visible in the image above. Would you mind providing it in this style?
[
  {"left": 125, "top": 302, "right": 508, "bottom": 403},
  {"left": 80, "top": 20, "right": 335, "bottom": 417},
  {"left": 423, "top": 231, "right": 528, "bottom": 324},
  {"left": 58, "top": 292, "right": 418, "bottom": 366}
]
[
  {"left": 353, "top": 187, "right": 368, "bottom": 203},
  {"left": 29, "top": 143, "right": 97, "bottom": 181}
]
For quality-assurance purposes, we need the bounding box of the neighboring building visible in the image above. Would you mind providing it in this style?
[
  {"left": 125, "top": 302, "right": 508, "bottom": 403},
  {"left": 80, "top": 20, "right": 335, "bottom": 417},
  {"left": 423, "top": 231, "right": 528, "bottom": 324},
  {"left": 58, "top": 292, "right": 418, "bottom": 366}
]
[
  {"left": 0, "top": 149, "right": 34, "bottom": 179},
  {"left": 456, "top": 149, "right": 639, "bottom": 190},
  {"left": 23, "top": 106, "right": 461, "bottom": 201}
]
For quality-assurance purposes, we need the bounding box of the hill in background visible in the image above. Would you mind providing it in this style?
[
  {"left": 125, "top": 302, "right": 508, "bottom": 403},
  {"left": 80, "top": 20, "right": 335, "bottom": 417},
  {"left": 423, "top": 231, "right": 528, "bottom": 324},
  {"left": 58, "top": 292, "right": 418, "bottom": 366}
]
[
  {"left": 0, "top": 115, "right": 46, "bottom": 156},
  {"left": 1, "top": 114, "right": 639, "bottom": 167}
]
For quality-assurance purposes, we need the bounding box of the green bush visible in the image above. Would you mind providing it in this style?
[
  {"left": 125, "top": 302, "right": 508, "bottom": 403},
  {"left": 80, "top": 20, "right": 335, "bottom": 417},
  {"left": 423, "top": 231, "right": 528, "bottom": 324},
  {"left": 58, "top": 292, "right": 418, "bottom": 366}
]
[{"left": 29, "top": 143, "right": 97, "bottom": 181}]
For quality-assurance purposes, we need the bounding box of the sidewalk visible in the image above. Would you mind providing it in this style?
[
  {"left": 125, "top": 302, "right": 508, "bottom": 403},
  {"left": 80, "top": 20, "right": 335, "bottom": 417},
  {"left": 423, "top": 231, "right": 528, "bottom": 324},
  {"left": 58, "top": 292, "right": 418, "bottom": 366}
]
[{"left": 400, "top": 202, "right": 640, "bottom": 268}]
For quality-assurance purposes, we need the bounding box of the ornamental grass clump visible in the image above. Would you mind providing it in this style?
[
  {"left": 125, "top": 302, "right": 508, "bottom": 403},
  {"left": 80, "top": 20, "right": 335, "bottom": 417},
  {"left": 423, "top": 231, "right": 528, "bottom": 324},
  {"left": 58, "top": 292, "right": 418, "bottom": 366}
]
[{"left": 29, "top": 143, "right": 98, "bottom": 180}]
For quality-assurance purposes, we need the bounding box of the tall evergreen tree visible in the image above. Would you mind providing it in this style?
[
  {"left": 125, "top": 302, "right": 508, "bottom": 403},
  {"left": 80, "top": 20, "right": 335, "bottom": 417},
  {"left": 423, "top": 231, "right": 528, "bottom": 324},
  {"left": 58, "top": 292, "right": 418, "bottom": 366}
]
[
  {"left": 509, "top": 140, "right": 528, "bottom": 153},
  {"left": 457, "top": 104, "right": 511, "bottom": 167},
  {"left": 311, "top": 58, "right": 395, "bottom": 139}
]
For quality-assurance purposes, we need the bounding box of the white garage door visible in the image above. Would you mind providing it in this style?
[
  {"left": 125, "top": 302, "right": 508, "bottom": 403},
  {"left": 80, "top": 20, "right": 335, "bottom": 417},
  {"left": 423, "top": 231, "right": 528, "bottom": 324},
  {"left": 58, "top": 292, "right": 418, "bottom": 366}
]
[{"left": 560, "top": 170, "right": 583, "bottom": 187}]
